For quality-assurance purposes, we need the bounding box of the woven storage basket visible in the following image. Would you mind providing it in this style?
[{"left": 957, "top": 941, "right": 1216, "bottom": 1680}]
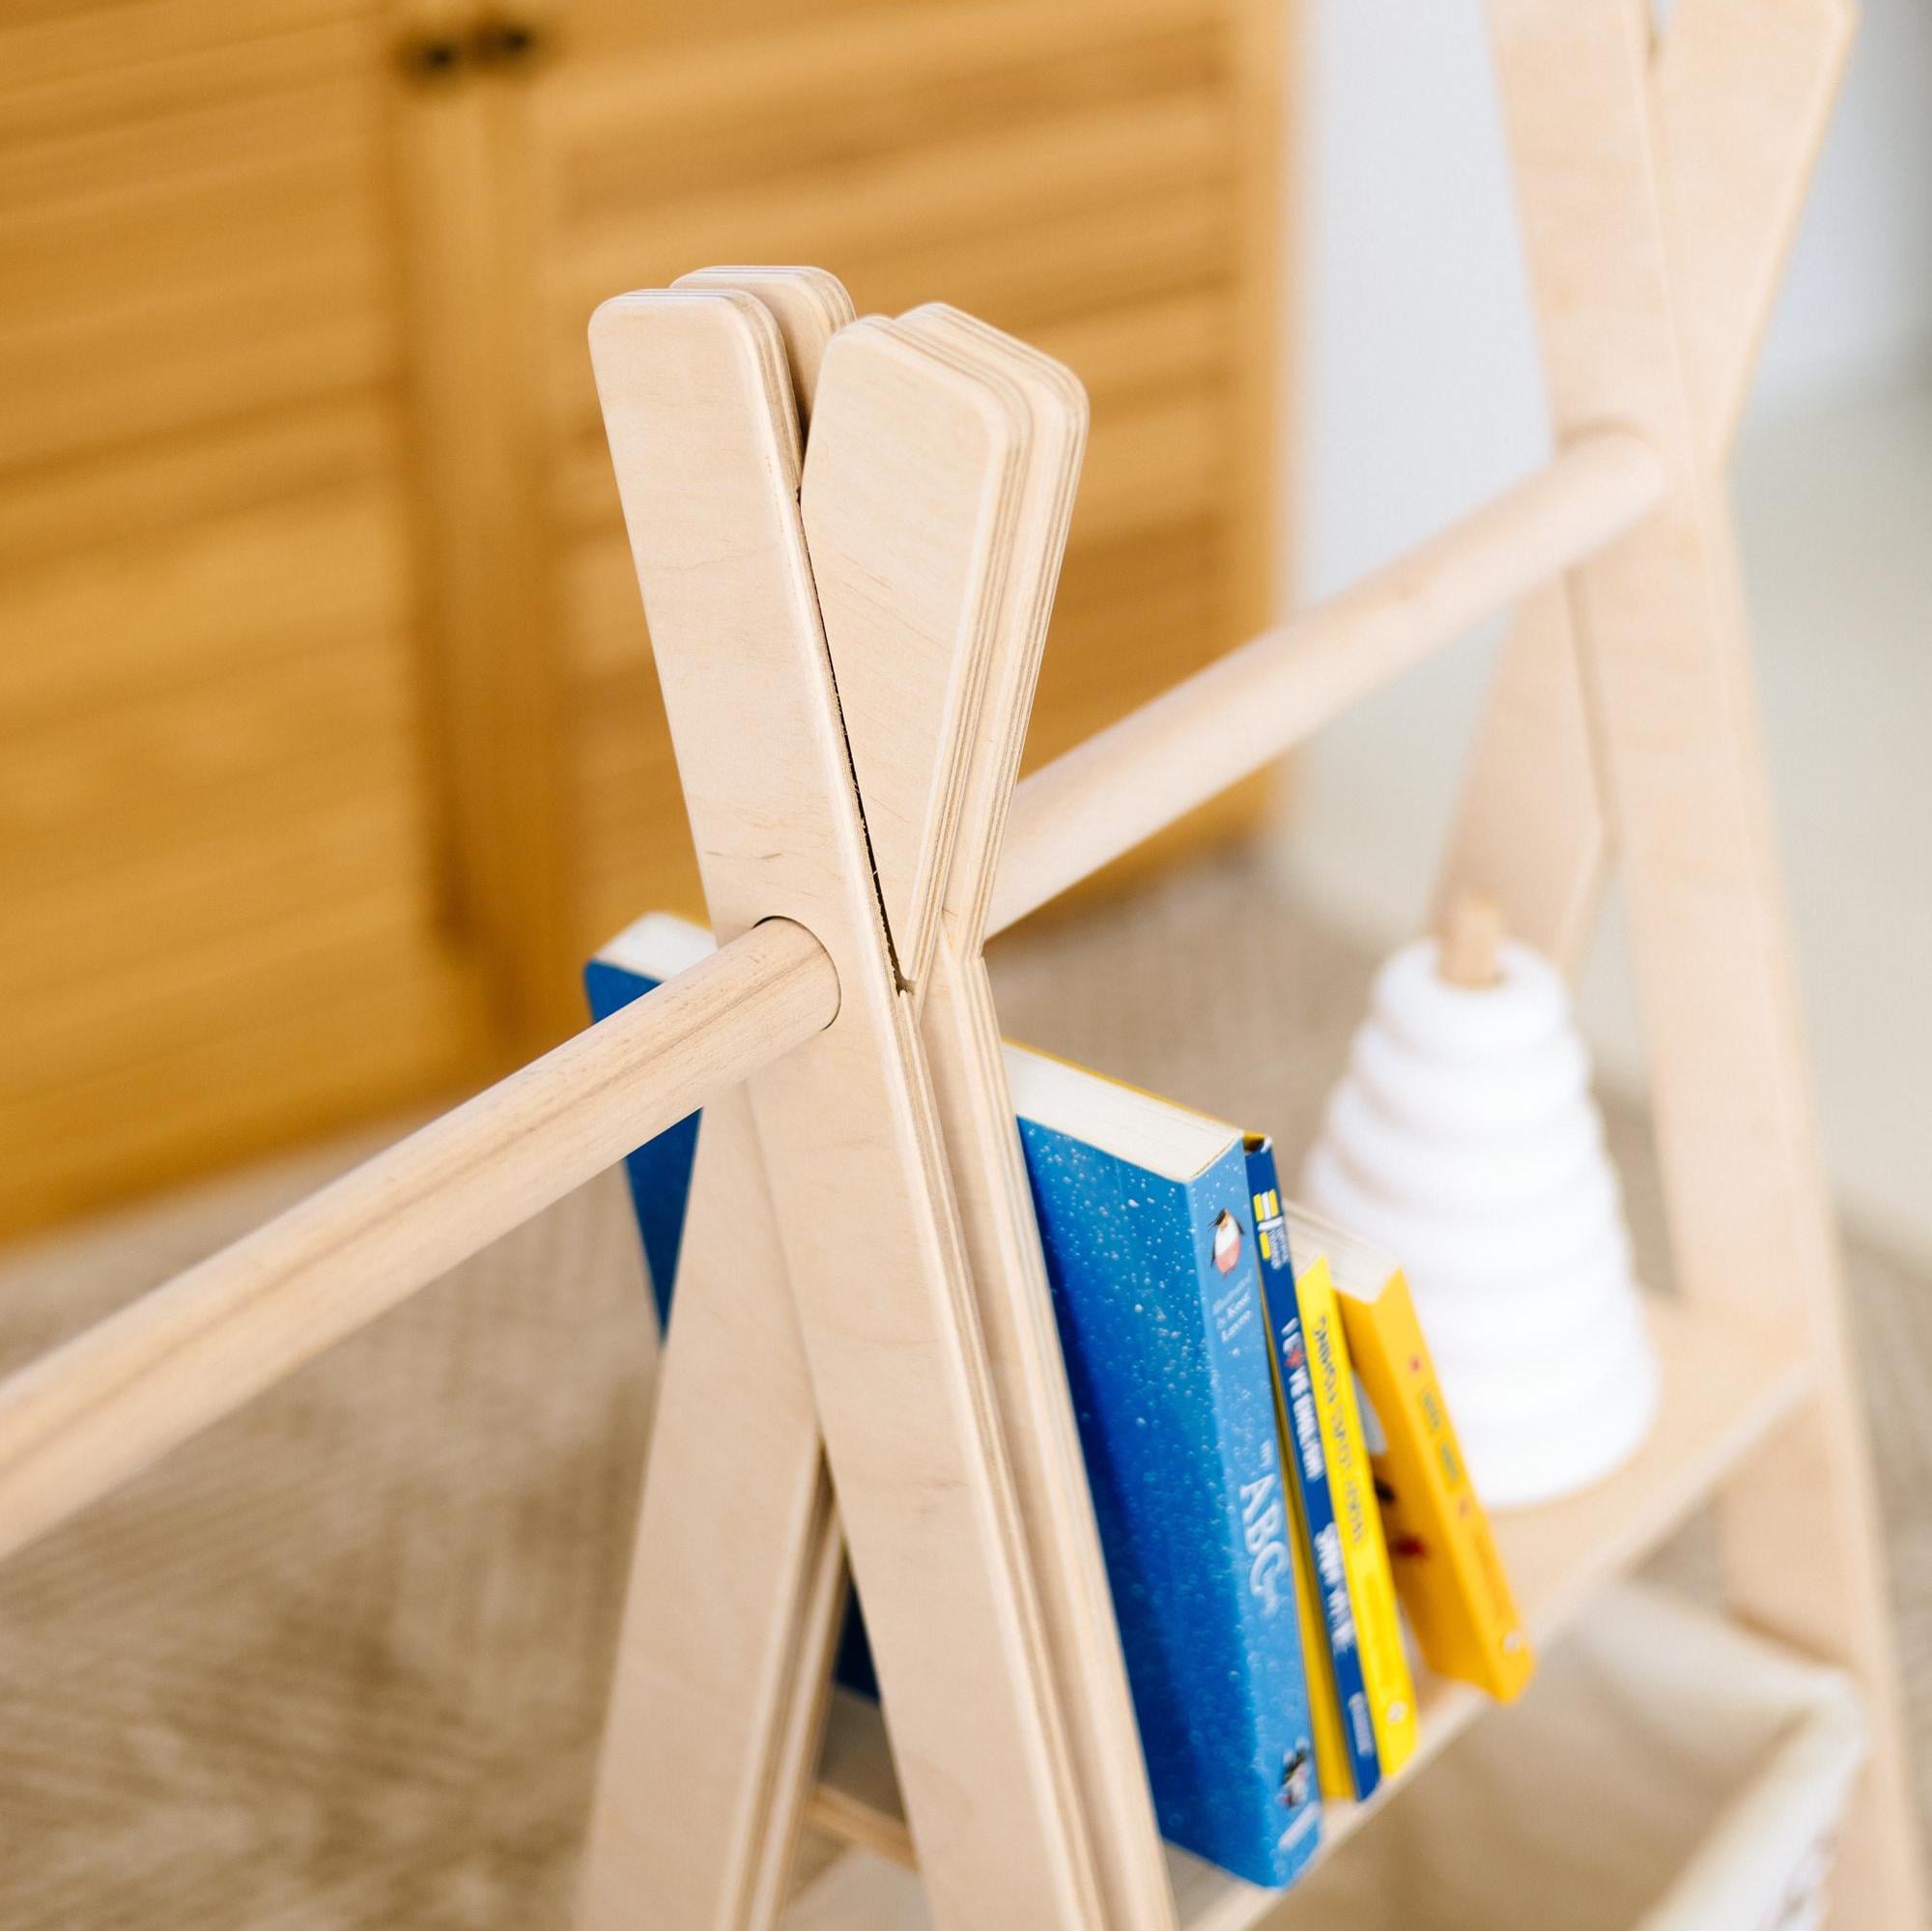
[{"left": 1275, "top": 1583, "right": 1865, "bottom": 1931}]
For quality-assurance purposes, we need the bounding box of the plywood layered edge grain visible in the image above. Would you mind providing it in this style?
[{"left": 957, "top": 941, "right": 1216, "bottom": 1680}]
[{"left": 795, "top": 1291, "right": 1813, "bottom": 1929}]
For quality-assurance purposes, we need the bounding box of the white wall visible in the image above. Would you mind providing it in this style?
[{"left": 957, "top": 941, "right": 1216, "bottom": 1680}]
[
  {"left": 1279, "top": 0, "right": 1932, "bottom": 1254},
  {"left": 1282, "top": 0, "right": 1543, "bottom": 944},
  {"left": 1752, "top": 0, "right": 1932, "bottom": 405},
  {"left": 1290, "top": 0, "right": 1932, "bottom": 606}
]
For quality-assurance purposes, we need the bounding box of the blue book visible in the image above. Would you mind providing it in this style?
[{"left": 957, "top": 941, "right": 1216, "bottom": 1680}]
[
  {"left": 582, "top": 914, "right": 716, "bottom": 1330},
  {"left": 1245, "top": 1137, "right": 1381, "bottom": 1803},
  {"left": 586, "top": 914, "right": 1321, "bottom": 1889},
  {"left": 1012, "top": 1050, "right": 1321, "bottom": 1886}
]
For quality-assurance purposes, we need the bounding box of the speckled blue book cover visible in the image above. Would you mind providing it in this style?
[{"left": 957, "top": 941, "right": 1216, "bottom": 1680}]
[
  {"left": 586, "top": 919, "right": 1321, "bottom": 1889},
  {"left": 1019, "top": 1111, "right": 1321, "bottom": 1888}
]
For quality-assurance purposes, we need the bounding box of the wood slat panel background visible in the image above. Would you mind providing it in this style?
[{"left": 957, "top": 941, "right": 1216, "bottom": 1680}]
[
  {"left": 0, "top": 0, "right": 487, "bottom": 1235},
  {"left": 0, "top": 0, "right": 1287, "bottom": 1235}
]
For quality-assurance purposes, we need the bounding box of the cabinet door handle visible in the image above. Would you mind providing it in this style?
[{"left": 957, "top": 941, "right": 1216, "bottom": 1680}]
[
  {"left": 396, "top": 15, "right": 545, "bottom": 83},
  {"left": 469, "top": 14, "right": 545, "bottom": 67},
  {"left": 397, "top": 30, "right": 469, "bottom": 82}
]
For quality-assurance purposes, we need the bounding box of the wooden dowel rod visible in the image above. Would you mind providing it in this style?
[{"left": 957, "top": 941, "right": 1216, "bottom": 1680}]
[
  {"left": 0, "top": 919, "right": 838, "bottom": 1565},
  {"left": 988, "top": 427, "right": 1662, "bottom": 933},
  {"left": 0, "top": 429, "right": 1659, "bottom": 1570}
]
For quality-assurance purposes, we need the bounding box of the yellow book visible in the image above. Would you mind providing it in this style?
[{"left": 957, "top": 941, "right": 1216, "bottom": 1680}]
[
  {"left": 1288, "top": 1245, "right": 1418, "bottom": 1777},
  {"left": 1299, "top": 1207, "right": 1534, "bottom": 1703}
]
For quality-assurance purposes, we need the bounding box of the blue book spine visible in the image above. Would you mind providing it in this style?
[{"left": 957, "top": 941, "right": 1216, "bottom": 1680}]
[
  {"left": 582, "top": 957, "right": 702, "bottom": 1333},
  {"left": 1021, "top": 1121, "right": 1320, "bottom": 1888},
  {"left": 1244, "top": 1137, "right": 1381, "bottom": 1803}
]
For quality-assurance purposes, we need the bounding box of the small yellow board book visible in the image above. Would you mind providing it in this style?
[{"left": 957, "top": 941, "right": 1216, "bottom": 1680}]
[
  {"left": 1284, "top": 1497, "right": 1356, "bottom": 1799},
  {"left": 1287, "top": 1244, "right": 1418, "bottom": 1778},
  {"left": 1296, "top": 1207, "right": 1534, "bottom": 1703}
]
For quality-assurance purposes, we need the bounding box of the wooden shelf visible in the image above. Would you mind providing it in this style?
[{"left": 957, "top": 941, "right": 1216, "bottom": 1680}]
[{"left": 785, "top": 1290, "right": 1811, "bottom": 1929}]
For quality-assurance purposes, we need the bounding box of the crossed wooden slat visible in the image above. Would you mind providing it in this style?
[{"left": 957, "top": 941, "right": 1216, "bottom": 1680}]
[
  {"left": 576, "top": 271, "right": 1171, "bottom": 1931},
  {"left": 1437, "top": 0, "right": 1856, "bottom": 963}
]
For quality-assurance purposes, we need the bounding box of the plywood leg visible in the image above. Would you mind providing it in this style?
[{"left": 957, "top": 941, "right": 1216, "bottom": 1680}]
[
  {"left": 1483, "top": 3, "right": 1925, "bottom": 1920},
  {"left": 815, "top": 304, "right": 1176, "bottom": 1930},
  {"left": 578, "top": 268, "right": 858, "bottom": 1931},
  {"left": 579, "top": 1093, "right": 838, "bottom": 1931},
  {"left": 1431, "top": 577, "right": 1607, "bottom": 969},
  {"left": 1438, "top": 0, "right": 1856, "bottom": 960}
]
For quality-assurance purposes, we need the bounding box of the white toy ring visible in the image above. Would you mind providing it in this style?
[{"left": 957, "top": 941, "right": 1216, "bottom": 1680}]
[{"left": 1373, "top": 937, "right": 1568, "bottom": 1060}]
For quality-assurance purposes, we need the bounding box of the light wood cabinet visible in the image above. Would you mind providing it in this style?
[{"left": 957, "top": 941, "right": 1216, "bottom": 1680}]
[
  {"left": 0, "top": 0, "right": 1286, "bottom": 1235},
  {"left": 0, "top": 0, "right": 490, "bottom": 1234}
]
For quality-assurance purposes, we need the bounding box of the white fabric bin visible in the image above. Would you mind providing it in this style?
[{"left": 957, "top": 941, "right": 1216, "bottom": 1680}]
[{"left": 1275, "top": 1584, "right": 1866, "bottom": 1931}]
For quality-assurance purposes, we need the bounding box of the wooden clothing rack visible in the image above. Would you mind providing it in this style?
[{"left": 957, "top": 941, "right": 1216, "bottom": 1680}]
[{"left": 0, "top": 3, "right": 1920, "bottom": 1925}]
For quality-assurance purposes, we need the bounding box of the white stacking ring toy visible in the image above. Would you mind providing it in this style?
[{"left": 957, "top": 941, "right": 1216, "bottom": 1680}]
[{"left": 1303, "top": 896, "right": 1660, "bottom": 1509}]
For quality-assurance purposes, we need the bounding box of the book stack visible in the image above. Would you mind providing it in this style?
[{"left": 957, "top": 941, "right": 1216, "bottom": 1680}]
[{"left": 588, "top": 914, "right": 1534, "bottom": 1891}]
